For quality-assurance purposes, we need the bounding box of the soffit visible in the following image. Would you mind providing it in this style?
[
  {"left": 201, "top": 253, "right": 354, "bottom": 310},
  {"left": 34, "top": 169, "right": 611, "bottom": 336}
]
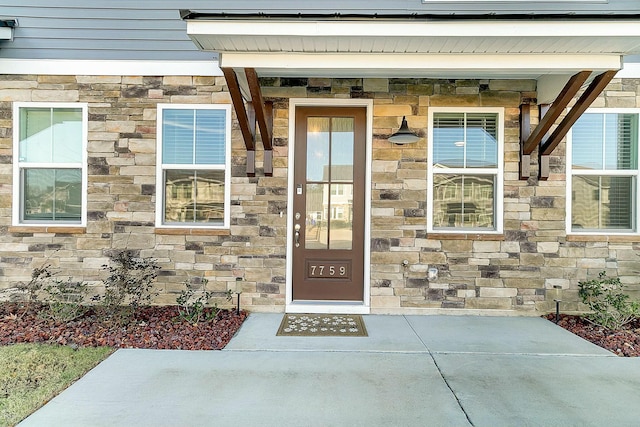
[{"left": 186, "top": 18, "right": 639, "bottom": 79}]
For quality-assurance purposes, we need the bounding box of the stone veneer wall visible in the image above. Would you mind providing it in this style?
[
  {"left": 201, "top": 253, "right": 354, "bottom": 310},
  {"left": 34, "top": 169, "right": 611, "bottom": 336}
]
[{"left": 0, "top": 74, "right": 639, "bottom": 313}]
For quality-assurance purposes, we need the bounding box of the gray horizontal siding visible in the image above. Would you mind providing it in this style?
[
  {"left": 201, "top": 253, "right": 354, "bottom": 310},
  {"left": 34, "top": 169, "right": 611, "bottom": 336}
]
[
  {"left": 0, "top": 1, "right": 638, "bottom": 61},
  {"left": 0, "top": 2, "right": 212, "bottom": 60}
]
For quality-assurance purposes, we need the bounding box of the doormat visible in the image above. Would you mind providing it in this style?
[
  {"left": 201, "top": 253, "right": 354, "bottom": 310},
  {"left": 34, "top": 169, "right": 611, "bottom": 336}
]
[{"left": 277, "top": 314, "right": 367, "bottom": 337}]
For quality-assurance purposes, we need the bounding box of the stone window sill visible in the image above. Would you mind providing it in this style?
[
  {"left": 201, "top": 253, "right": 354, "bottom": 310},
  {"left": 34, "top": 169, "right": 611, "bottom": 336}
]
[
  {"left": 8, "top": 226, "right": 86, "bottom": 234},
  {"left": 155, "top": 228, "right": 231, "bottom": 236},
  {"left": 427, "top": 233, "right": 505, "bottom": 241},
  {"left": 567, "top": 234, "right": 640, "bottom": 243}
]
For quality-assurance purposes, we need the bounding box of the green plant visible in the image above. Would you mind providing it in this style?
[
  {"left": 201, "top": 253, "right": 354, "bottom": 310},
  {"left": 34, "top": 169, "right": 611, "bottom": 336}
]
[
  {"left": 176, "top": 278, "right": 232, "bottom": 325},
  {"left": 42, "top": 278, "right": 88, "bottom": 322},
  {"left": 13, "top": 263, "right": 53, "bottom": 317},
  {"left": 96, "top": 250, "right": 160, "bottom": 323},
  {"left": 578, "top": 271, "right": 640, "bottom": 330}
]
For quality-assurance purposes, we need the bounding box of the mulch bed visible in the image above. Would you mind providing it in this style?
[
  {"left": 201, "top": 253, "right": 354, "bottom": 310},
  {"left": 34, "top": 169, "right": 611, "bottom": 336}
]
[
  {"left": 545, "top": 313, "right": 640, "bottom": 357},
  {"left": 0, "top": 303, "right": 247, "bottom": 350},
  {"left": 2, "top": 303, "right": 639, "bottom": 356}
]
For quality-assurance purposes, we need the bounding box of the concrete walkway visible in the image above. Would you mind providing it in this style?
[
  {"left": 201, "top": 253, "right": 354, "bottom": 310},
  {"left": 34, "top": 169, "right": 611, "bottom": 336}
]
[{"left": 18, "top": 314, "right": 640, "bottom": 427}]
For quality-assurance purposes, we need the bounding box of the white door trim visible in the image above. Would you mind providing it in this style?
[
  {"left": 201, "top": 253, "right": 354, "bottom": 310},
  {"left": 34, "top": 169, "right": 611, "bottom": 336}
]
[{"left": 286, "top": 98, "right": 373, "bottom": 314}]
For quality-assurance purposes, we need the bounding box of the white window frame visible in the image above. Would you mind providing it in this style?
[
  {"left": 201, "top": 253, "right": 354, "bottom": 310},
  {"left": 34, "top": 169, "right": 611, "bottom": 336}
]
[
  {"left": 155, "top": 104, "right": 231, "bottom": 229},
  {"left": 427, "top": 107, "right": 504, "bottom": 234},
  {"left": 566, "top": 108, "right": 640, "bottom": 235},
  {"left": 12, "top": 102, "right": 88, "bottom": 227}
]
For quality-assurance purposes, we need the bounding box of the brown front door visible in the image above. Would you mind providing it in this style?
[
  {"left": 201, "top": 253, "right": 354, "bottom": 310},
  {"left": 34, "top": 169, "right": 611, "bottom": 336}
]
[{"left": 292, "top": 107, "right": 366, "bottom": 301}]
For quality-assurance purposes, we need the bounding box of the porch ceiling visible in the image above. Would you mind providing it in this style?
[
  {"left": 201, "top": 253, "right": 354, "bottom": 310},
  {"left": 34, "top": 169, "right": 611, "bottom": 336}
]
[{"left": 186, "top": 18, "right": 640, "bottom": 80}]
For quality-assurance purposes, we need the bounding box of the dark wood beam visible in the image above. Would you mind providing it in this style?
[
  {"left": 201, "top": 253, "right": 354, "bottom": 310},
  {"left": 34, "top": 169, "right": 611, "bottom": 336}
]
[
  {"left": 246, "top": 102, "right": 256, "bottom": 176},
  {"left": 540, "top": 70, "right": 618, "bottom": 156},
  {"left": 519, "top": 103, "right": 531, "bottom": 180},
  {"left": 538, "top": 104, "right": 551, "bottom": 180},
  {"left": 263, "top": 101, "right": 273, "bottom": 176},
  {"left": 221, "top": 67, "right": 255, "bottom": 151},
  {"left": 522, "top": 70, "right": 591, "bottom": 155},
  {"left": 245, "top": 68, "right": 273, "bottom": 150},
  {"left": 246, "top": 149, "right": 256, "bottom": 177}
]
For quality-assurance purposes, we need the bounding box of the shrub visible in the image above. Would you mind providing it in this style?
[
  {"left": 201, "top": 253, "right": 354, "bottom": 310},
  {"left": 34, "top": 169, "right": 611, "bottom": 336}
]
[
  {"left": 95, "top": 250, "right": 160, "bottom": 323},
  {"left": 578, "top": 271, "right": 640, "bottom": 330},
  {"left": 176, "top": 277, "right": 232, "bottom": 325},
  {"left": 13, "top": 263, "right": 52, "bottom": 317},
  {"left": 14, "top": 262, "right": 87, "bottom": 321},
  {"left": 42, "top": 278, "right": 88, "bottom": 322}
]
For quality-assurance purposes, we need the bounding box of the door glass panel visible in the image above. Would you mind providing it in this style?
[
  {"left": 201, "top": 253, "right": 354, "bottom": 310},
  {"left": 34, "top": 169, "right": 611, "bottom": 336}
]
[
  {"left": 330, "top": 118, "right": 354, "bottom": 182},
  {"left": 329, "top": 183, "right": 353, "bottom": 250},
  {"left": 306, "top": 117, "right": 330, "bottom": 181},
  {"left": 305, "top": 183, "right": 328, "bottom": 249}
]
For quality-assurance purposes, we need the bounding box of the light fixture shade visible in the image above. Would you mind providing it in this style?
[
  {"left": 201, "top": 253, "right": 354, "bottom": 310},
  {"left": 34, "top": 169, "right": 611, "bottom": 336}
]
[{"left": 388, "top": 116, "right": 419, "bottom": 144}]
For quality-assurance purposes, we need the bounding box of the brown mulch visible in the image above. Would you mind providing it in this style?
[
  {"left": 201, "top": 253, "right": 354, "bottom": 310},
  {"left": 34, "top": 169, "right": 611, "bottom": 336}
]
[
  {"left": 545, "top": 313, "right": 640, "bottom": 357},
  {"left": 2, "top": 303, "right": 638, "bottom": 356},
  {"left": 0, "top": 303, "right": 247, "bottom": 350}
]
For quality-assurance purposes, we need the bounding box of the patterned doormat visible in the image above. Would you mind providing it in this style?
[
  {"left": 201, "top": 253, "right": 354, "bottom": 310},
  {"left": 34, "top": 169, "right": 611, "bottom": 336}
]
[{"left": 277, "top": 314, "right": 368, "bottom": 337}]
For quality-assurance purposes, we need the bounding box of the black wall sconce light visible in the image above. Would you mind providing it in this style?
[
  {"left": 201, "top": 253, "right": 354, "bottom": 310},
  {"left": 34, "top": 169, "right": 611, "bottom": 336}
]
[{"left": 388, "top": 116, "right": 419, "bottom": 145}]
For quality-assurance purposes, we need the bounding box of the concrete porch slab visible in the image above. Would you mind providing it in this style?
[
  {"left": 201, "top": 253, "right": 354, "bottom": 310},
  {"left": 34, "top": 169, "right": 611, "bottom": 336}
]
[
  {"left": 405, "top": 315, "right": 614, "bottom": 356},
  {"left": 224, "top": 313, "right": 428, "bottom": 353}
]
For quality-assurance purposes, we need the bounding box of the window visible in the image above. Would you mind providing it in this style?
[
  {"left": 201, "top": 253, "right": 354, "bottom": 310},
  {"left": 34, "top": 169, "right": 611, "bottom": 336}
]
[
  {"left": 427, "top": 108, "right": 504, "bottom": 233},
  {"left": 12, "top": 103, "right": 87, "bottom": 226},
  {"left": 567, "top": 110, "right": 639, "bottom": 233},
  {"left": 156, "top": 104, "right": 231, "bottom": 228}
]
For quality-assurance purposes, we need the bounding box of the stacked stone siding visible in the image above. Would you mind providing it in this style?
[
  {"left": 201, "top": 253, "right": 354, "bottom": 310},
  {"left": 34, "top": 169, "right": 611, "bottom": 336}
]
[{"left": 0, "top": 74, "right": 639, "bottom": 313}]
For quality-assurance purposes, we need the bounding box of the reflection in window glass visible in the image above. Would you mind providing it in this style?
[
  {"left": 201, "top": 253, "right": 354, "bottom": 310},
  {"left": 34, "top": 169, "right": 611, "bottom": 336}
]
[
  {"left": 330, "top": 118, "right": 354, "bottom": 182},
  {"left": 16, "top": 104, "right": 85, "bottom": 224},
  {"left": 433, "top": 175, "right": 494, "bottom": 229},
  {"left": 305, "top": 183, "right": 328, "bottom": 249},
  {"left": 164, "top": 170, "right": 225, "bottom": 225},
  {"left": 430, "top": 110, "right": 500, "bottom": 232},
  {"left": 306, "top": 117, "right": 330, "bottom": 182},
  {"left": 159, "top": 105, "right": 229, "bottom": 228},
  {"left": 572, "top": 176, "right": 633, "bottom": 230},
  {"left": 329, "top": 184, "right": 353, "bottom": 250},
  {"left": 23, "top": 169, "right": 82, "bottom": 221},
  {"left": 570, "top": 112, "right": 639, "bottom": 232},
  {"left": 305, "top": 117, "right": 355, "bottom": 249}
]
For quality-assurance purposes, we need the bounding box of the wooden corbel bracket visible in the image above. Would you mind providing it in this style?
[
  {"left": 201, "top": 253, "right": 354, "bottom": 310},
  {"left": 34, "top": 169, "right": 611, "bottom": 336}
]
[
  {"left": 521, "top": 71, "right": 590, "bottom": 181},
  {"left": 521, "top": 70, "right": 617, "bottom": 180},
  {"left": 221, "top": 67, "right": 256, "bottom": 176},
  {"left": 221, "top": 67, "right": 274, "bottom": 177},
  {"left": 245, "top": 68, "right": 274, "bottom": 177}
]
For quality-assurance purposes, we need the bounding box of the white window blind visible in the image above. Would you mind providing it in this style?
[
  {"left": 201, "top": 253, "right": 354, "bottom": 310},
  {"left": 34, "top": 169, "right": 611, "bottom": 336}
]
[
  {"left": 156, "top": 104, "right": 231, "bottom": 228},
  {"left": 433, "top": 113, "right": 498, "bottom": 169},
  {"left": 429, "top": 108, "right": 503, "bottom": 233},
  {"left": 569, "top": 111, "right": 640, "bottom": 232},
  {"left": 572, "top": 113, "right": 638, "bottom": 171},
  {"left": 162, "top": 109, "right": 226, "bottom": 165}
]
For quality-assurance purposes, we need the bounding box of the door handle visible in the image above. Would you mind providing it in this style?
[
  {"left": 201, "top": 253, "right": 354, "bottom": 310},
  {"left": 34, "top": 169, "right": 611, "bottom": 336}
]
[{"left": 294, "top": 223, "right": 301, "bottom": 247}]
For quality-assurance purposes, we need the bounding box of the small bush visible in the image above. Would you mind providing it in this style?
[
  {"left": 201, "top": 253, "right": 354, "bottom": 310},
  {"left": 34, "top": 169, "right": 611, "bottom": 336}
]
[
  {"left": 176, "top": 278, "right": 232, "bottom": 325},
  {"left": 578, "top": 271, "right": 640, "bottom": 330},
  {"left": 42, "top": 278, "right": 88, "bottom": 322},
  {"left": 95, "top": 250, "right": 160, "bottom": 323},
  {"left": 12, "top": 263, "right": 53, "bottom": 317}
]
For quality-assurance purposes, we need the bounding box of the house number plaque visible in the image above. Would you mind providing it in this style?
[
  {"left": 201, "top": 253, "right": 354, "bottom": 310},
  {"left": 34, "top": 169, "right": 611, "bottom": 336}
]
[{"left": 306, "top": 260, "right": 351, "bottom": 280}]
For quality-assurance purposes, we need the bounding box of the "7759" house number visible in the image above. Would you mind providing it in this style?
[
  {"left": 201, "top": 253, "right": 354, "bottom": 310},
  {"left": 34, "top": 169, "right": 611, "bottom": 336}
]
[{"left": 306, "top": 261, "right": 351, "bottom": 279}]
